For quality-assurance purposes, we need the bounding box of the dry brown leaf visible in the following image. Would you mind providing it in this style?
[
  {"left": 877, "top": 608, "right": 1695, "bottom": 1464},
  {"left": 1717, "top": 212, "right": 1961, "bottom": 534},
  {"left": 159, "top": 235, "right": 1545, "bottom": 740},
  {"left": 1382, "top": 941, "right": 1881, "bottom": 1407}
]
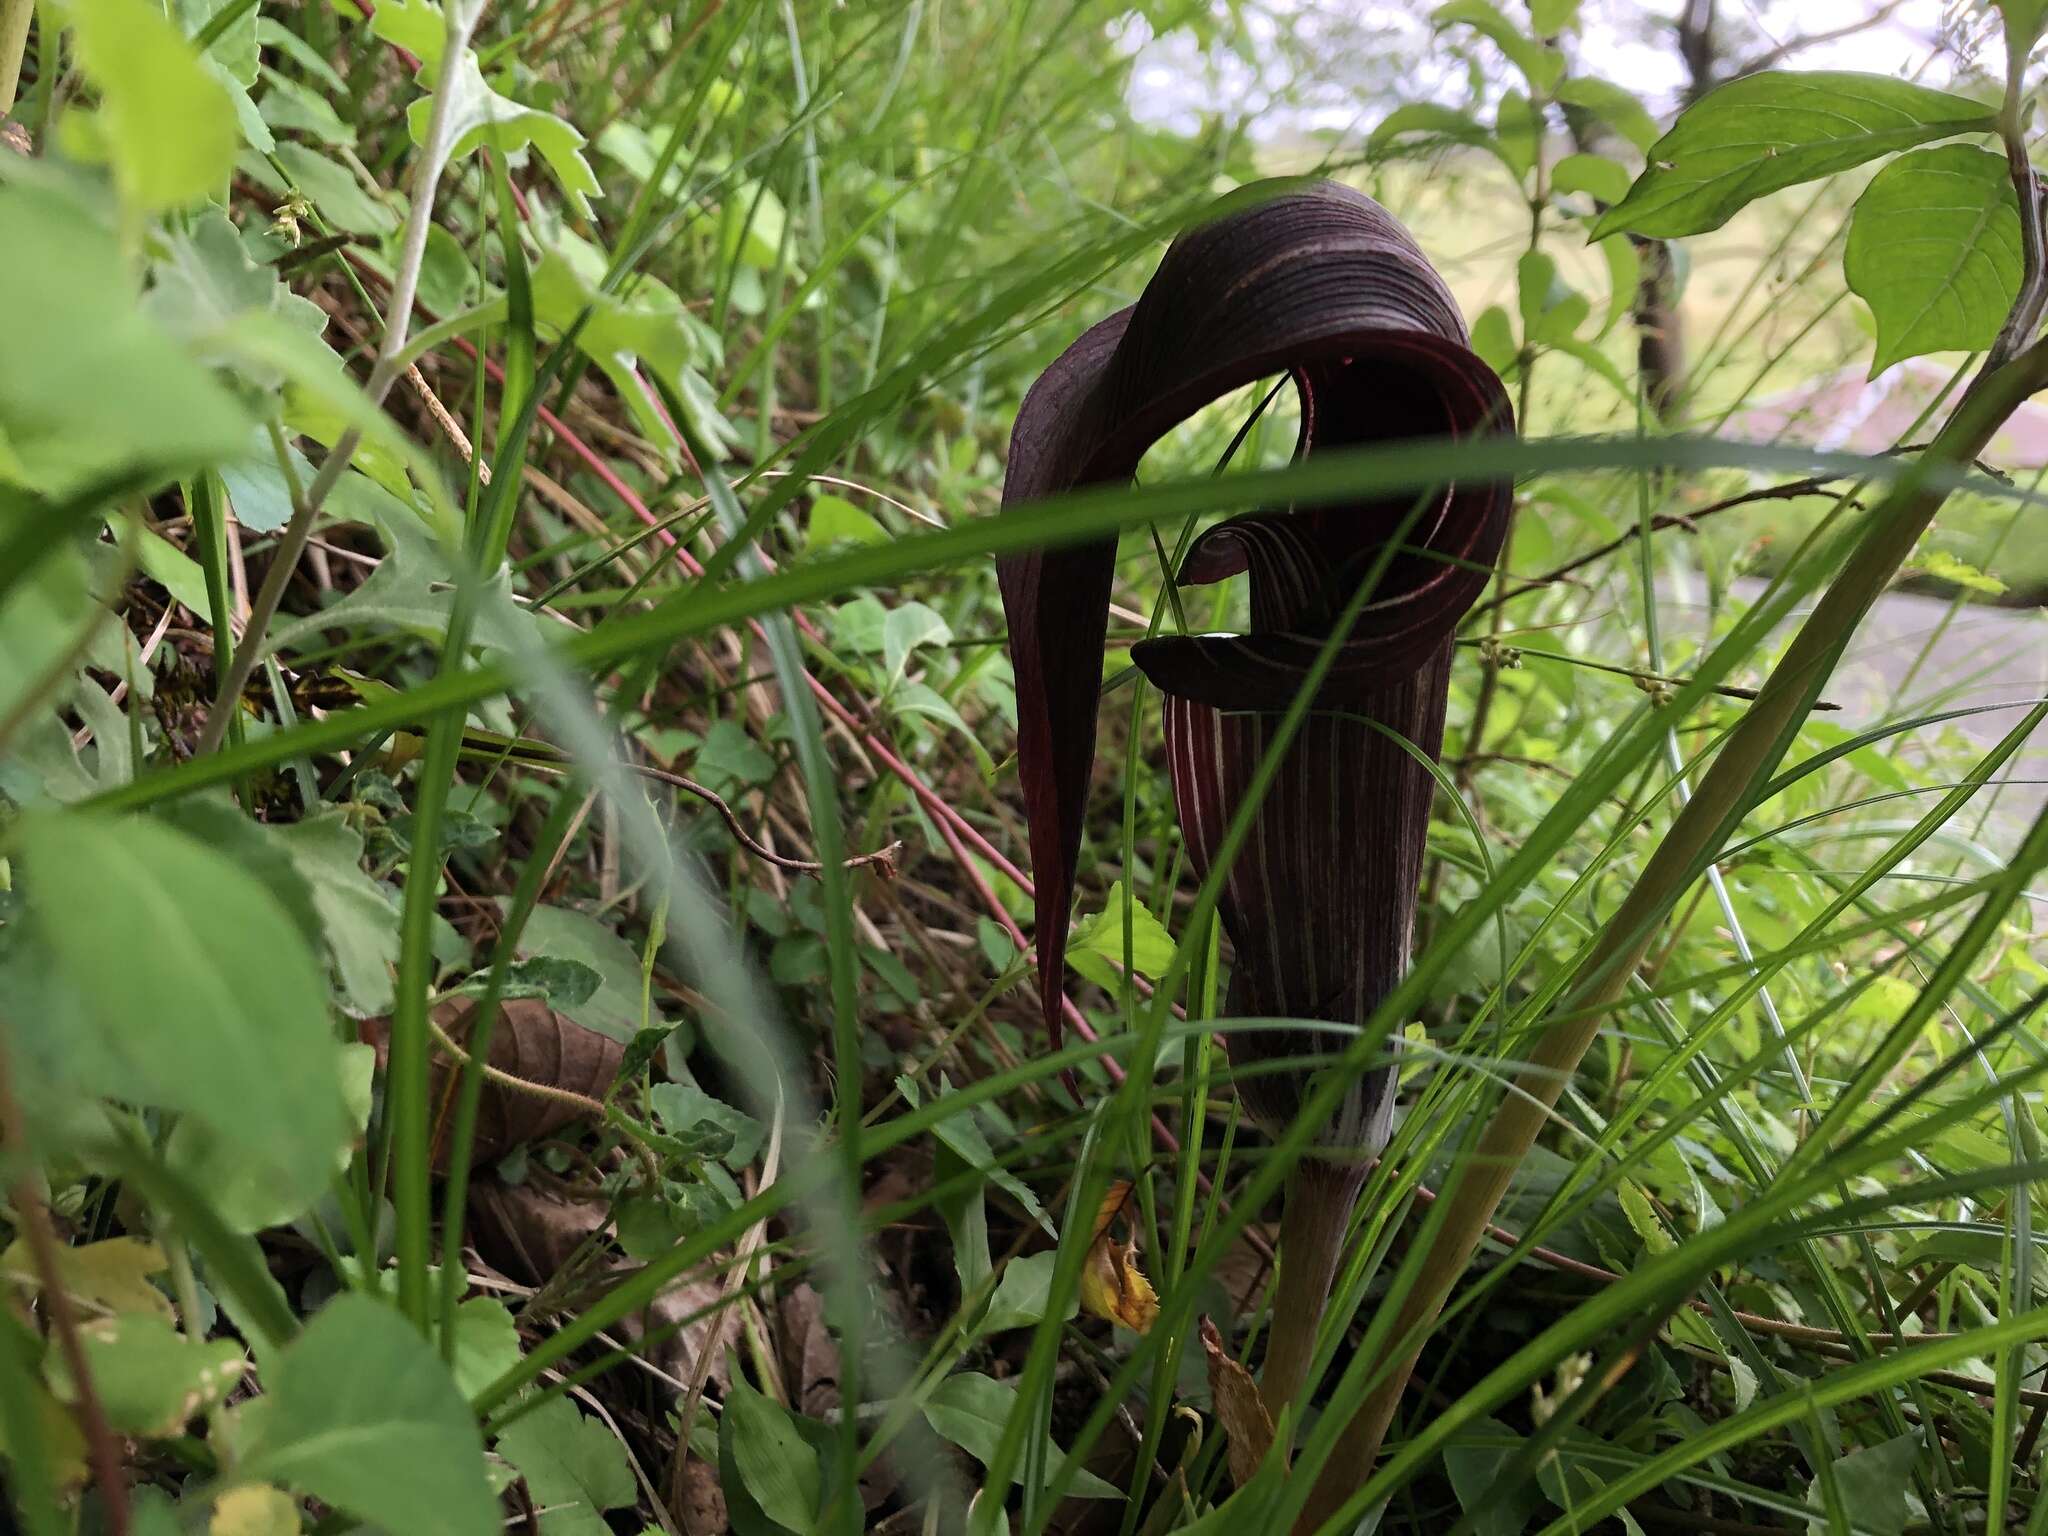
[
  {"left": 674, "top": 1451, "right": 729, "bottom": 1535},
  {"left": 1200, "top": 1316, "right": 1277, "bottom": 1490},
  {"left": 361, "top": 998, "right": 625, "bottom": 1166},
  {"left": 1076, "top": 1180, "right": 1158, "bottom": 1333}
]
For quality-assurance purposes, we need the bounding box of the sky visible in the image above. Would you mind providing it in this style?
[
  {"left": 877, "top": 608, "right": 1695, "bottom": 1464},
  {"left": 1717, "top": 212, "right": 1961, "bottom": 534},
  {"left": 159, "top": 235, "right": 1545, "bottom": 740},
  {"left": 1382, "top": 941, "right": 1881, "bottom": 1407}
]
[{"left": 1120, "top": 0, "right": 1973, "bottom": 142}]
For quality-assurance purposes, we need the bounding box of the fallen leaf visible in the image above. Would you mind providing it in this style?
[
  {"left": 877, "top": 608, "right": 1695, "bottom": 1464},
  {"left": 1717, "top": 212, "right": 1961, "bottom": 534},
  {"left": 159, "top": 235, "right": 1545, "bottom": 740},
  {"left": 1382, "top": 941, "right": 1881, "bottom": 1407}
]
[
  {"left": 1077, "top": 1181, "right": 1158, "bottom": 1333},
  {"left": 360, "top": 998, "right": 624, "bottom": 1166},
  {"left": 1201, "top": 1316, "right": 1277, "bottom": 1489}
]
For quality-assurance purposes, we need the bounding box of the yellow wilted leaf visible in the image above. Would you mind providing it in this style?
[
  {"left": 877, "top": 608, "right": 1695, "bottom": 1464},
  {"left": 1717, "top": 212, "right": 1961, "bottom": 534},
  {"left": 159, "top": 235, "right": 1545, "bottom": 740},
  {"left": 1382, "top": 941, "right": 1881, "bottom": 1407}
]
[
  {"left": 0, "top": 1237, "right": 173, "bottom": 1321},
  {"left": 213, "top": 1484, "right": 302, "bottom": 1535},
  {"left": 1076, "top": 1180, "right": 1158, "bottom": 1333}
]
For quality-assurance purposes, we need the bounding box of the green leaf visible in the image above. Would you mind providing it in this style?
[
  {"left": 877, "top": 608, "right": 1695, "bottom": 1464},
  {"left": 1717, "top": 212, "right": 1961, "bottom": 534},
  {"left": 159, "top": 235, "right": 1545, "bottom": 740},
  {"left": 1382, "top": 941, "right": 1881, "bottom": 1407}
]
[
  {"left": 62, "top": 0, "right": 238, "bottom": 211},
  {"left": 1911, "top": 548, "right": 2009, "bottom": 594},
  {"left": 1556, "top": 76, "right": 1657, "bottom": 152},
  {"left": 1445, "top": 1419, "right": 1545, "bottom": 1536},
  {"left": 55, "top": 1314, "right": 246, "bottom": 1438},
  {"left": 408, "top": 54, "right": 600, "bottom": 216},
  {"left": 1470, "top": 303, "right": 1518, "bottom": 375},
  {"left": 1551, "top": 151, "right": 1631, "bottom": 205},
  {"left": 174, "top": 0, "right": 258, "bottom": 85},
  {"left": 1844, "top": 145, "right": 2022, "bottom": 375},
  {"left": 981, "top": 1252, "right": 1074, "bottom": 1335},
  {"left": 1596, "top": 233, "right": 1641, "bottom": 334},
  {"left": 515, "top": 905, "right": 654, "bottom": 1042},
  {"left": 241, "top": 1295, "right": 497, "bottom": 1536},
  {"left": 1528, "top": 0, "right": 1577, "bottom": 34},
  {"left": 496, "top": 1396, "right": 635, "bottom": 1536},
  {"left": 0, "top": 539, "right": 93, "bottom": 727},
  {"left": 1068, "top": 880, "right": 1175, "bottom": 987},
  {"left": 1594, "top": 72, "right": 1998, "bottom": 239},
  {"left": 691, "top": 720, "right": 777, "bottom": 794},
  {"left": 16, "top": 811, "right": 351, "bottom": 1211},
  {"left": 0, "top": 183, "right": 250, "bottom": 496},
  {"left": 1434, "top": 0, "right": 1564, "bottom": 93},
  {"left": 805, "top": 494, "right": 887, "bottom": 551},
  {"left": 882, "top": 600, "right": 952, "bottom": 686},
  {"left": 449, "top": 1298, "right": 522, "bottom": 1401},
  {"left": 143, "top": 210, "right": 329, "bottom": 382},
  {"left": 724, "top": 1377, "right": 821, "bottom": 1532},
  {"left": 922, "top": 1373, "right": 1122, "bottom": 1499},
  {"left": 1517, "top": 251, "right": 1589, "bottom": 345},
  {"left": 500, "top": 955, "right": 603, "bottom": 1009},
  {"left": 1806, "top": 1433, "right": 1920, "bottom": 1536},
  {"left": 268, "top": 811, "right": 401, "bottom": 1018},
  {"left": 1995, "top": 0, "right": 2048, "bottom": 60},
  {"left": 1366, "top": 102, "right": 1495, "bottom": 161},
  {"left": 1494, "top": 89, "right": 1543, "bottom": 180}
]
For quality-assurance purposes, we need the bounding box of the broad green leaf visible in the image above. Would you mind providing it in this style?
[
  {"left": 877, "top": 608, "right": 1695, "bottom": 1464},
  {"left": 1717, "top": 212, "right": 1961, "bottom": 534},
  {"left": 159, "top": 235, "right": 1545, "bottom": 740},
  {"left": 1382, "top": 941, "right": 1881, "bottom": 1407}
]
[
  {"left": 516, "top": 904, "right": 656, "bottom": 1042},
  {"left": 1470, "top": 303, "right": 1518, "bottom": 375},
  {"left": 1844, "top": 145, "right": 2021, "bottom": 375},
  {"left": 367, "top": 0, "right": 447, "bottom": 71},
  {"left": 1995, "top": 0, "right": 2048, "bottom": 59},
  {"left": 1434, "top": 0, "right": 1564, "bottom": 93},
  {"left": 1366, "top": 102, "right": 1496, "bottom": 162},
  {"left": 690, "top": 719, "right": 777, "bottom": 794},
  {"left": 495, "top": 1396, "right": 635, "bottom": 1536},
  {"left": 1805, "top": 1433, "right": 1920, "bottom": 1536},
  {"left": 805, "top": 493, "right": 887, "bottom": 551},
  {"left": 1494, "top": 89, "right": 1543, "bottom": 180},
  {"left": 1596, "top": 233, "right": 1640, "bottom": 334},
  {"left": 1528, "top": 0, "right": 1577, "bottom": 33},
  {"left": 922, "top": 1373, "right": 1122, "bottom": 1499},
  {"left": 53, "top": 1314, "right": 246, "bottom": 1438},
  {"left": 1068, "top": 881, "right": 1175, "bottom": 987},
  {"left": 143, "top": 210, "right": 328, "bottom": 384},
  {"left": 981, "top": 1252, "right": 1074, "bottom": 1334},
  {"left": 882, "top": 600, "right": 952, "bottom": 685},
  {"left": 1445, "top": 1420, "right": 1545, "bottom": 1536},
  {"left": 449, "top": 1299, "right": 522, "bottom": 1400},
  {"left": 1551, "top": 151, "right": 1630, "bottom": 205},
  {"left": 16, "top": 811, "right": 351, "bottom": 1211},
  {"left": 241, "top": 1295, "right": 496, "bottom": 1536},
  {"left": 724, "top": 1377, "right": 820, "bottom": 1531},
  {"left": 268, "top": 811, "right": 400, "bottom": 1017},
  {"left": 174, "top": 0, "right": 259, "bottom": 84},
  {"left": 0, "top": 183, "right": 250, "bottom": 495},
  {"left": 408, "top": 54, "right": 600, "bottom": 216},
  {"left": 1517, "top": 251, "right": 1589, "bottom": 345},
  {"left": 1556, "top": 76, "right": 1657, "bottom": 152},
  {"left": 0, "top": 539, "right": 93, "bottom": 725},
  {"left": 1594, "top": 72, "right": 1997, "bottom": 239},
  {"left": 62, "top": 0, "right": 238, "bottom": 211},
  {"left": 164, "top": 1043, "right": 373, "bottom": 1233},
  {"left": 265, "top": 141, "right": 403, "bottom": 236}
]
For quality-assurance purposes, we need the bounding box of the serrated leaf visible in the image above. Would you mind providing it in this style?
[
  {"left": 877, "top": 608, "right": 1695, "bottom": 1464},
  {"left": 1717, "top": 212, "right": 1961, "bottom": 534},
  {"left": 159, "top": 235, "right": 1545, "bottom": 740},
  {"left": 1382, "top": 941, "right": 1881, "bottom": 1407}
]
[
  {"left": 16, "top": 811, "right": 351, "bottom": 1212},
  {"left": 241, "top": 1295, "right": 496, "bottom": 1536},
  {"left": 1845, "top": 144, "right": 2022, "bottom": 375},
  {"left": 1595, "top": 72, "right": 1997, "bottom": 239},
  {"left": 1068, "top": 880, "right": 1175, "bottom": 987},
  {"left": 1912, "top": 548, "right": 2010, "bottom": 594},
  {"left": 496, "top": 1396, "right": 635, "bottom": 1536},
  {"left": 0, "top": 1237, "right": 173, "bottom": 1321},
  {"left": 61, "top": 0, "right": 238, "bottom": 211},
  {"left": 408, "top": 54, "right": 600, "bottom": 216}
]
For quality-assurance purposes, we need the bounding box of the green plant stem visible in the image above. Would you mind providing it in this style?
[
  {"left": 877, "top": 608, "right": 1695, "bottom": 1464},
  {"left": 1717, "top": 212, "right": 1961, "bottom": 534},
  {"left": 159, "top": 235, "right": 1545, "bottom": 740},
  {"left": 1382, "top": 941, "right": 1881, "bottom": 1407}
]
[
  {"left": 1259, "top": 1158, "right": 1367, "bottom": 1428},
  {"left": 1301, "top": 330, "right": 2048, "bottom": 1534},
  {"left": 0, "top": 0, "right": 31, "bottom": 120}
]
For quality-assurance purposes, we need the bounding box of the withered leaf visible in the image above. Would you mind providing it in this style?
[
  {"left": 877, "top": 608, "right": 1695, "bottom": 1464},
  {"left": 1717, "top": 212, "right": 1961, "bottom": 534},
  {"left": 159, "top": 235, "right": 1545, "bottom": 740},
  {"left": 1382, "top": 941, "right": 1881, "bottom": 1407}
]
[
  {"left": 1077, "top": 1179, "right": 1158, "bottom": 1334},
  {"left": 1201, "top": 1315, "right": 1278, "bottom": 1489}
]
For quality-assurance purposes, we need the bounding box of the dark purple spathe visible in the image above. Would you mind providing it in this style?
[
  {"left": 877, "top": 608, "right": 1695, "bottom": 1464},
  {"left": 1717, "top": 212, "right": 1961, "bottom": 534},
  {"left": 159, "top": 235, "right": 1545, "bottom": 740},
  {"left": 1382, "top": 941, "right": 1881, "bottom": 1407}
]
[{"left": 998, "top": 179, "right": 1513, "bottom": 1150}]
